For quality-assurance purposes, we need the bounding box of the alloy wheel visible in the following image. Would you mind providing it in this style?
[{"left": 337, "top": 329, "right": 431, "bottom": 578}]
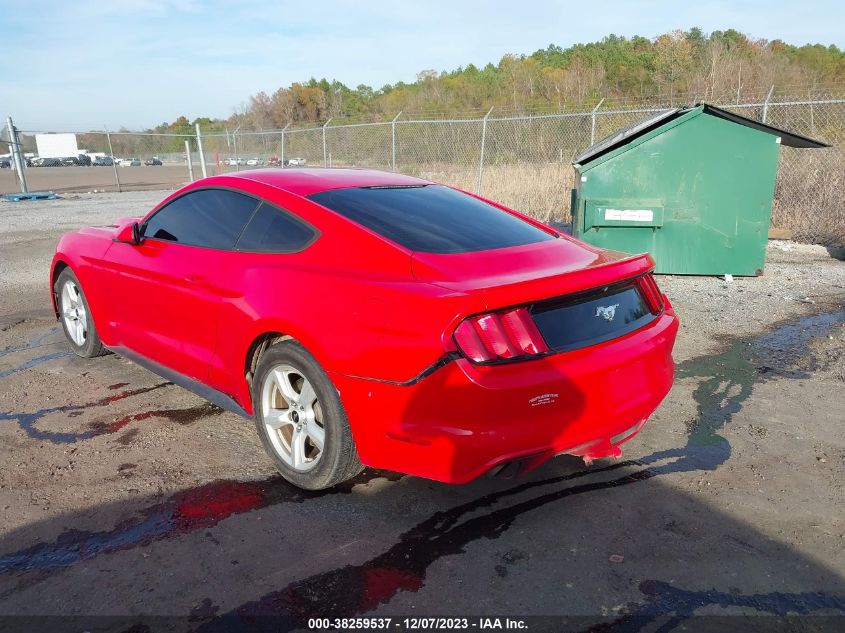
[
  {"left": 260, "top": 364, "right": 325, "bottom": 471},
  {"left": 61, "top": 279, "right": 87, "bottom": 346}
]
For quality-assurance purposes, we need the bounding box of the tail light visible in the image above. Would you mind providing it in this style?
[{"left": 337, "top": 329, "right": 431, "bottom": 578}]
[
  {"left": 638, "top": 273, "right": 665, "bottom": 314},
  {"left": 454, "top": 307, "right": 549, "bottom": 364}
]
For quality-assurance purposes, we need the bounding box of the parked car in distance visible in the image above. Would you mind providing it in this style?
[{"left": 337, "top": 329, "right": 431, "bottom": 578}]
[
  {"left": 225, "top": 157, "right": 239, "bottom": 166},
  {"left": 50, "top": 168, "right": 678, "bottom": 490},
  {"left": 118, "top": 158, "right": 141, "bottom": 167},
  {"left": 286, "top": 157, "right": 307, "bottom": 166},
  {"left": 246, "top": 157, "right": 262, "bottom": 167},
  {"left": 268, "top": 155, "right": 282, "bottom": 166},
  {"left": 77, "top": 154, "right": 92, "bottom": 166},
  {"left": 33, "top": 157, "right": 62, "bottom": 167},
  {"left": 61, "top": 156, "right": 80, "bottom": 166},
  {"left": 145, "top": 157, "right": 163, "bottom": 166},
  {"left": 93, "top": 156, "right": 114, "bottom": 166},
  {"left": 0, "top": 157, "right": 10, "bottom": 168}
]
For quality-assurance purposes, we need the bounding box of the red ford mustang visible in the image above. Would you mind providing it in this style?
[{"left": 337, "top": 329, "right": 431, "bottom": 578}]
[{"left": 51, "top": 168, "right": 678, "bottom": 489}]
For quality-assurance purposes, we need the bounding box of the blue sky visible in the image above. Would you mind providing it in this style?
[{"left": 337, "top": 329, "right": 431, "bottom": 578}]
[{"left": 1, "top": 0, "right": 842, "bottom": 131}]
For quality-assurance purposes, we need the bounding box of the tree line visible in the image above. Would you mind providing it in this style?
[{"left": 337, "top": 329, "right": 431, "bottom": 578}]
[{"left": 135, "top": 28, "right": 845, "bottom": 135}]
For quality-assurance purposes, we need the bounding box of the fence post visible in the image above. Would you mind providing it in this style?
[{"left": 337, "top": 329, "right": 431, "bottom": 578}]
[
  {"left": 810, "top": 103, "right": 815, "bottom": 136},
  {"left": 232, "top": 124, "right": 242, "bottom": 171},
  {"left": 590, "top": 98, "right": 605, "bottom": 145},
  {"left": 322, "top": 118, "right": 333, "bottom": 167},
  {"left": 4, "top": 117, "right": 28, "bottom": 193},
  {"left": 195, "top": 123, "right": 208, "bottom": 178},
  {"left": 391, "top": 111, "right": 402, "bottom": 171},
  {"left": 105, "top": 130, "right": 122, "bottom": 193},
  {"left": 185, "top": 140, "right": 195, "bottom": 182},
  {"left": 280, "top": 123, "right": 289, "bottom": 166},
  {"left": 762, "top": 85, "right": 775, "bottom": 123},
  {"left": 476, "top": 107, "right": 494, "bottom": 194}
]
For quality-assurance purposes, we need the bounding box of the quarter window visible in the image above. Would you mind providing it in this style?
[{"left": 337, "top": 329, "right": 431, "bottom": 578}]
[
  {"left": 235, "top": 203, "right": 316, "bottom": 252},
  {"left": 143, "top": 189, "right": 259, "bottom": 249}
]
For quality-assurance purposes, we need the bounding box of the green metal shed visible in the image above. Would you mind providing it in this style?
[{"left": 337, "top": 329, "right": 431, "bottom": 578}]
[{"left": 570, "top": 103, "right": 828, "bottom": 275}]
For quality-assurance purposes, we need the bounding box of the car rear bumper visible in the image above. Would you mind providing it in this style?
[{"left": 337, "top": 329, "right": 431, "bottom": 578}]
[{"left": 332, "top": 309, "right": 679, "bottom": 483}]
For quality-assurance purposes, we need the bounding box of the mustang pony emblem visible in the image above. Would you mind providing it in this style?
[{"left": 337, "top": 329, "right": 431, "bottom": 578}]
[{"left": 595, "top": 303, "right": 620, "bottom": 322}]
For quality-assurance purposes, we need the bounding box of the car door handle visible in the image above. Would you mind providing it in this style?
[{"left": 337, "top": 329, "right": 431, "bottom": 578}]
[{"left": 184, "top": 274, "right": 204, "bottom": 283}]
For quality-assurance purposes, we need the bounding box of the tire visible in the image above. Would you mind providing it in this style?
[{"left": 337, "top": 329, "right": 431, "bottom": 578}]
[
  {"left": 55, "top": 268, "right": 108, "bottom": 358},
  {"left": 252, "top": 339, "right": 363, "bottom": 490}
]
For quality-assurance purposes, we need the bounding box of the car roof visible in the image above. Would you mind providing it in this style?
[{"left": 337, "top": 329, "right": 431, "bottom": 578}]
[{"left": 221, "top": 167, "right": 432, "bottom": 196}]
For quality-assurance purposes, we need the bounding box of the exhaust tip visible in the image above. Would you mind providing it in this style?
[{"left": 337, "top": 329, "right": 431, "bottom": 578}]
[{"left": 487, "top": 456, "right": 535, "bottom": 479}]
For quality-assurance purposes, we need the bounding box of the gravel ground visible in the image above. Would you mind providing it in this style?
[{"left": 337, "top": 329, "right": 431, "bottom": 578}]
[{"left": 0, "top": 191, "right": 843, "bottom": 631}]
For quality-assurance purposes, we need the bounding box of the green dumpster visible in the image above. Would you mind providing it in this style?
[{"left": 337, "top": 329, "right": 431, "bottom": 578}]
[{"left": 571, "top": 104, "right": 827, "bottom": 275}]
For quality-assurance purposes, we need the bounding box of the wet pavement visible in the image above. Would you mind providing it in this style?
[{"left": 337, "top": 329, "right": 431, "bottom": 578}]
[{"left": 1, "top": 268, "right": 844, "bottom": 632}]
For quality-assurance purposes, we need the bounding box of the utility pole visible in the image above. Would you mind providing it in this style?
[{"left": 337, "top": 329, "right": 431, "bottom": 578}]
[
  {"left": 590, "top": 98, "right": 605, "bottom": 145},
  {"left": 391, "top": 111, "right": 402, "bottom": 171},
  {"left": 476, "top": 107, "right": 494, "bottom": 194},
  {"left": 762, "top": 85, "right": 775, "bottom": 123},
  {"left": 322, "top": 118, "right": 333, "bottom": 167},
  {"left": 195, "top": 123, "right": 207, "bottom": 178},
  {"left": 280, "top": 123, "right": 289, "bottom": 166},
  {"left": 4, "top": 117, "right": 28, "bottom": 193},
  {"left": 105, "top": 128, "right": 121, "bottom": 193},
  {"left": 185, "top": 140, "right": 195, "bottom": 182},
  {"left": 233, "top": 124, "right": 242, "bottom": 171}
]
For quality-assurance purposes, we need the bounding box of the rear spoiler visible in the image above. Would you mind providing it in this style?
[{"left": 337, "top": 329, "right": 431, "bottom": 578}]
[{"left": 472, "top": 252, "right": 655, "bottom": 311}]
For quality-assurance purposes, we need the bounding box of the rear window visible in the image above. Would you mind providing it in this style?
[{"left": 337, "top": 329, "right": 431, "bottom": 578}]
[{"left": 308, "top": 185, "right": 555, "bottom": 254}]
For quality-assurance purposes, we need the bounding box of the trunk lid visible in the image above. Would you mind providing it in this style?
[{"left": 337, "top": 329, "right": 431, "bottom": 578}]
[{"left": 411, "top": 236, "right": 655, "bottom": 310}]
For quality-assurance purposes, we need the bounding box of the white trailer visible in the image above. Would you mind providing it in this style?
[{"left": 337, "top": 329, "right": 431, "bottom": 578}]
[{"left": 35, "top": 133, "right": 79, "bottom": 158}]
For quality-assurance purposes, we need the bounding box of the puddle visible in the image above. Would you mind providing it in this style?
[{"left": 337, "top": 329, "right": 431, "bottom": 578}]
[
  {"left": 0, "top": 384, "right": 173, "bottom": 444},
  {"left": 0, "top": 328, "right": 68, "bottom": 378},
  {"left": 0, "top": 328, "right": 61, "bottom": 357},
  {"left": 86, "top": 402, "right": 225, "bottom": 435},
  {"left": 755, "top": 309, "right": 845, "bottom": 376},
  {"left": 584, "top": 579, "right": 845, "bottom": 631},
  {"left": 658, "top": 308, "right": 845, "bottom": 472},
  {"left": 0, "top": 470, "right": 403, "bottom": 574},
  {"left": 0, "top": 351, "right": 72, "bottom": 379}
]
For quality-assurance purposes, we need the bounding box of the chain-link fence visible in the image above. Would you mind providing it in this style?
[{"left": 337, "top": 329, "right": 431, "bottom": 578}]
[{"left": 3, "top": 97, "right": 843, "bottom": 244}]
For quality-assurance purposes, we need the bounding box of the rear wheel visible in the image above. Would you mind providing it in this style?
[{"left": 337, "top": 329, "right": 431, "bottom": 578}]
[
  {"left": 55, "top": 268, "right": 108, "bottom": 358},
  {"left": 252, "top": 340, "right": 362, "bottom": 490}
]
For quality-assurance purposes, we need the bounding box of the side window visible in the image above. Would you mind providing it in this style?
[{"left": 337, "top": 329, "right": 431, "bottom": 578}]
[
  {"left": 235, "top": 202, "right": 316, "bottom": 253},
  {"left": 143, "top": 189, "right": 259, "bottom": 249}
]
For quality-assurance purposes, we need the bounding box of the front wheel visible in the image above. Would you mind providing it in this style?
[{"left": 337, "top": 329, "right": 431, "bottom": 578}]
[
  {"left": 55, "top": 268, "right": 108, "bottom": 358},
  {"left": 252, "top": 340, "right": 363, "bottom": 490}
]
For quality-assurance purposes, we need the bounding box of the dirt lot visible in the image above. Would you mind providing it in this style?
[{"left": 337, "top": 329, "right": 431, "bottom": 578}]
[{"left": 0, "top": 192, "right": 844, "bottom": 632}]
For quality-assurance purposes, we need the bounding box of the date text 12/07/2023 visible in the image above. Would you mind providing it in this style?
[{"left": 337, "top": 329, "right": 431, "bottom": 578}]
[{"left": 307, "top": 617, "right": 529, "bottom": 630}]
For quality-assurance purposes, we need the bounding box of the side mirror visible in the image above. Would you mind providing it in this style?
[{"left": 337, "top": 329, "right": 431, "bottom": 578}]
[{"left": 116, "top": 221, "right": 142, "bottom": 245}]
